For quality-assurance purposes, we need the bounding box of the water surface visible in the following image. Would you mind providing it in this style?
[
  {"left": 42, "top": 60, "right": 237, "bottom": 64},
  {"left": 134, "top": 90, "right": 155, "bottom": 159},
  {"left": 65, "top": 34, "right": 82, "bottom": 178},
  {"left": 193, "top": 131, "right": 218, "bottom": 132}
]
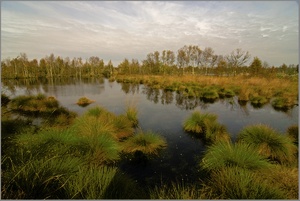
[{"left": 2, "top": 77, "right": 298, "bottom": 186}]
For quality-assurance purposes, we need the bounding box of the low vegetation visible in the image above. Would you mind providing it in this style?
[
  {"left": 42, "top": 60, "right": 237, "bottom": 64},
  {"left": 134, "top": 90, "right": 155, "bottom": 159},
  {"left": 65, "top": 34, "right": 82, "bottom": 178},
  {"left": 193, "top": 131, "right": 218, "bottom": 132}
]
[
  {"left": 122, "top": 131, "right": 167, "bottom": 158},
  {"left": 237, "top": 124, "right": 297, "bottom": 164},
  {"left": 183, "top": 111, "right": 230, "bottom": 144},
  {"left": 76, "top": 96, "right": 95, "bottom": 107},
  {"left": 115, "top": 74, "right": 298, "bottom": 110},
  {"left": 1, "top": 93, "right": 298, "bottom": 199}
]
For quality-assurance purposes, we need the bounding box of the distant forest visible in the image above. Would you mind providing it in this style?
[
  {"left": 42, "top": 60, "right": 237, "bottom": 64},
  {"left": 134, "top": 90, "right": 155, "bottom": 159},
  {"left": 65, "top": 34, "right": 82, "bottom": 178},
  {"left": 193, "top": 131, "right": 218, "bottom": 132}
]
[{"left": 1, "top": 45, "right": 298, "bottom": 79}]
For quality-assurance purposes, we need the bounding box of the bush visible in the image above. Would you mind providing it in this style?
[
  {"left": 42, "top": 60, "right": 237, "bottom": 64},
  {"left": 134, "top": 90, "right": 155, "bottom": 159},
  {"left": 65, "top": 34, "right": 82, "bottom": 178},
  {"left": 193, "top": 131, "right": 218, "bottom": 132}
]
[{"left": 237, "top": 124, "right": 297, "bottom": 164}]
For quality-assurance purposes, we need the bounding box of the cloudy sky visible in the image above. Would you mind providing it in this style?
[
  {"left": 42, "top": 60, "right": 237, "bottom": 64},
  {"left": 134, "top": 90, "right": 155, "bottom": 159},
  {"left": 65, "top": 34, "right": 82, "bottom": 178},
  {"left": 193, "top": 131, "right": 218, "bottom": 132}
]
[{"left": 1, "top": 1, "right": 299, "bottom": 66}]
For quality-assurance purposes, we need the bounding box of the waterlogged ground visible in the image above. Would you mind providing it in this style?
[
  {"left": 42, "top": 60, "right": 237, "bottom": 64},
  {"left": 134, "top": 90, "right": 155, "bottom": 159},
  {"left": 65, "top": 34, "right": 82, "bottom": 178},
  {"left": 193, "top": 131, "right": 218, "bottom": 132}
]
[{"left": 2, "top": 77, "right": 298, "bottom": 186}]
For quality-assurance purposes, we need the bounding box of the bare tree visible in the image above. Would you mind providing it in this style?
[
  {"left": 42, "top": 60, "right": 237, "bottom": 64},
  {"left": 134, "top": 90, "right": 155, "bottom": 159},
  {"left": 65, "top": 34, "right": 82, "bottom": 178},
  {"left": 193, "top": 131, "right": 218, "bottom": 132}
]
[{"left": 226, "top": 48, "right": 251, "bottom": 76}]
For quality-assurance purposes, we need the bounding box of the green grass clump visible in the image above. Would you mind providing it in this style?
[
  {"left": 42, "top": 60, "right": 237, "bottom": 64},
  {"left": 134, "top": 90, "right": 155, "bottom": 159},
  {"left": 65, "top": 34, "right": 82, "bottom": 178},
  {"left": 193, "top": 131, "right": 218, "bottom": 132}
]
[
  {"left": 250, "top": 95, "right": 268, "bottom": 107},
  {"left": 1, "top": 156, "right": 83, "bottom": 199},
  {"left": 257, "top": 165, "right": 298, "bottom": 199},
  {"left": 183, "top": 111, "right": 217, "bottom": 134},
  {"left": 122, "top": 131, "right": 167, "bottom": 157},
  {"left": 237, "top": 124, "right": 297, "bottom": 164},
  {"left": 1, "top": 93, "right": 10, "bottom": 107},
  {"left": 218, "top": 88, "right": 235, "bottom": 98},
  {"left": 76, "top": 96, "right": 95, "bottom": 107},
  {"left": 9, "top": 94, "right": 76, "bottom": 122},
  {"left": 65, "top": 165, "right": 145, "bottom": 199},
  {"left": 201, "top": 167, "right": 284, "bottom": 199},
  {"left": 205, "top": 122, "right": 231, "bottom": 144},
  {"left": 73, "top": 115, "right": 116, "bottom": 138},
  {"left": 77, "top": 133, "right": 121, "bottom": 165},
  {"left": 150, "top": 182, "right": 201, "bottom": 199},
  {"left": 201, "top": 88, "right": 219, "bottom": 101},
  {"left": 183, "top": 111, "right": 230, "bottom": 143},
  {"left": 112, "top": 115, "right": 134, "bottom": 139},
  {"left": 272, "top": 97, "right": 295, "bottom": 110},
  {"left": 125, "top": 106, "right": 138, "bottom": 127},
  {"left": 201, "top": 141, "right": 271, "bottom": 171},
  {"left": 287, "top": 125, "right": 298, "bottom": 145}
]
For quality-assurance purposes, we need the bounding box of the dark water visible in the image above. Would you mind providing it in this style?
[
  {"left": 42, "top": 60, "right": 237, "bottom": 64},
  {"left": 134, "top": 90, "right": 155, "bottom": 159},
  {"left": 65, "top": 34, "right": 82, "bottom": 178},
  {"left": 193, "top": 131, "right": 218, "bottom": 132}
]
[{"left": 2, "top": 77, "right": 298, "bottom": 186}]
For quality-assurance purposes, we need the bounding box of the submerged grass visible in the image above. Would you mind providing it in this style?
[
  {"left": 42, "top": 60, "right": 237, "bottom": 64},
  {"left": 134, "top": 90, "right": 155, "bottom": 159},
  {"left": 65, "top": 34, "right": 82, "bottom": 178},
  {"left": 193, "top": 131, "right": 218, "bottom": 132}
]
[{"left": 237, "top": 124, "right": 297, "bottom": 164}]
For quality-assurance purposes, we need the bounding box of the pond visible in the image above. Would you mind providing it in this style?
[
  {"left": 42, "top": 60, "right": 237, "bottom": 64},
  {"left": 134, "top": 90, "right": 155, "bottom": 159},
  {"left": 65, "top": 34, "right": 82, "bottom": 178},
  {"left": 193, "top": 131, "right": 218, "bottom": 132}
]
[{"left": 2, "top": 77, "right": 298, "bottom": 187}]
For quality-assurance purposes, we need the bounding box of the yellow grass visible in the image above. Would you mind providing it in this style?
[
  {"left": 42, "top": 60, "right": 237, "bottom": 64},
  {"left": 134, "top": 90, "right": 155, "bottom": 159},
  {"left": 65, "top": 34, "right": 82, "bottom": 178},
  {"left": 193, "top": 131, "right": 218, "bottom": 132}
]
[{"left": 116, "top": 74, "right": 298, "bottom": 104}]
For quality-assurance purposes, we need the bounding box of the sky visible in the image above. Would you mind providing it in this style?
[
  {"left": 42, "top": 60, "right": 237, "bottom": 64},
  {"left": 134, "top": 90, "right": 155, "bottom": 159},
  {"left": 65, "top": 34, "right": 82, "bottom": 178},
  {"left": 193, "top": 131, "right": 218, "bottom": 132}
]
[{"left": 1, "top": 1, "right": 299, "bottom": 67}]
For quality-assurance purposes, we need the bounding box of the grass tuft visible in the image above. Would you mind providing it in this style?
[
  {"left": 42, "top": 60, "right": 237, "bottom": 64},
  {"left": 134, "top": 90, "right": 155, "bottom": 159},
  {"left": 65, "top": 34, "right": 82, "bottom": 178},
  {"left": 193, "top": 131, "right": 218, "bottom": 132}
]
[
  {"left": 201, "top": 141, "right": 271, "bottom": 171},
  {"left": 122, "top": 131, "right": 167, "bottom": 157},
  {"left": 237, "top": 124, "right": 297, "bottom": 164},
  {"left": 76, "top": 96, "right": 95, "bottom": 107}
]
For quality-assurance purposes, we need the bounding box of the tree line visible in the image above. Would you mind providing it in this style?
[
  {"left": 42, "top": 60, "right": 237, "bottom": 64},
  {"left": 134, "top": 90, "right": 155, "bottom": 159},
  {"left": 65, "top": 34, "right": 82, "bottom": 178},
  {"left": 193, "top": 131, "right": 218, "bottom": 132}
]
[{"left": 1, "top": 45, "right": 298, "bottom": 79}]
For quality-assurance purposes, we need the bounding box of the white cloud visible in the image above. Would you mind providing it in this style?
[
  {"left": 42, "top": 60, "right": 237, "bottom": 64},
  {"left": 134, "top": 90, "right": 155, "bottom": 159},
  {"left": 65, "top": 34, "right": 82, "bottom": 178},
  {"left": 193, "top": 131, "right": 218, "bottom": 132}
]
[{"left": 1, "top": 1, "right": 298, "bottom": 66}]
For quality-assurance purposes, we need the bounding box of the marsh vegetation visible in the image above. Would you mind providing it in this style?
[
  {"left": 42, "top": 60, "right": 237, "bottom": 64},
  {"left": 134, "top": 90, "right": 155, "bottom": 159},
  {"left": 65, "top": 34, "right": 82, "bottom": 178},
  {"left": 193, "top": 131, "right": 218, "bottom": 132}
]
[{"left": 1, "top": 89, "right": 298, "bottom": 199}]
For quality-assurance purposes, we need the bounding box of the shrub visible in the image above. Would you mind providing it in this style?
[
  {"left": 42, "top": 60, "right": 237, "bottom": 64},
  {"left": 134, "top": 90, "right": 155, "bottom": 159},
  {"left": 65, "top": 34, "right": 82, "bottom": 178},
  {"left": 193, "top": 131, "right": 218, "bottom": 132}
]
[
  {"left": 201, "top": 141, "right": 271, "bottom": 171},
  {"left": 237, "top": 124, "right": 297, "bottom": 164}
]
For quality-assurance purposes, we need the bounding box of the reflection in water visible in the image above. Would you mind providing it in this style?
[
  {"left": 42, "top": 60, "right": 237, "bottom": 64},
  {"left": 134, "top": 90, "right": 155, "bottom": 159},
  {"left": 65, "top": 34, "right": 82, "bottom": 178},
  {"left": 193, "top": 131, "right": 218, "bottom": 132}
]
[{"left": 1, "top": 78, "right": 298, "bottom": 187}]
